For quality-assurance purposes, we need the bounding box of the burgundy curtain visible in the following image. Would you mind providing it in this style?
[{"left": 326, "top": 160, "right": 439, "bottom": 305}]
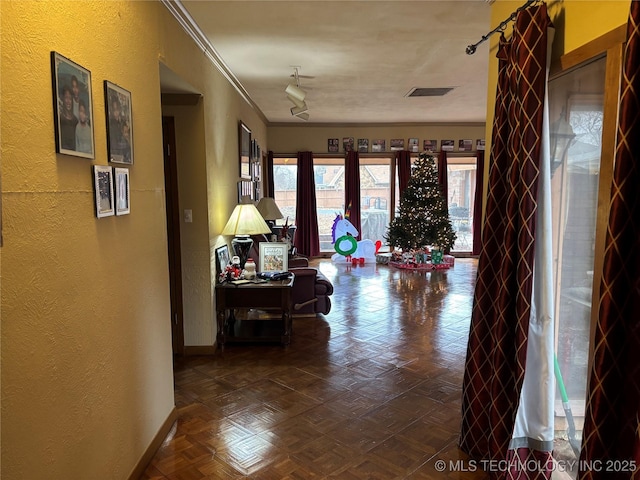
[
  {"left": 295, "top": 151, "right": 320, "bottom": 257},
  {"left": 578, "top": 3, "right": 640, "bottom": 478},
  {"left": 344, "top": 150, "right": 361, "bottom": 240},
  {"left": 266, "top": 150, "right": 274, "bottom": 198},
  {"left": 459, "top": 4, "right": 552, "bottom": 479},
  {"left": 438, "top": 150, "right": 449, "bottom": 210},
  {"left": 472, "top": 150, "right": 485, "bottom": 256},
  {"left": 396, "top": 150, "right": 412, "bottom": 196}
]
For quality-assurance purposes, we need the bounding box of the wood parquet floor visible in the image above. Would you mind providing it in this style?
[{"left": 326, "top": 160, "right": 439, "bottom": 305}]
[{"left": 140, "top": 258, "right": 487, "bottom": 479}]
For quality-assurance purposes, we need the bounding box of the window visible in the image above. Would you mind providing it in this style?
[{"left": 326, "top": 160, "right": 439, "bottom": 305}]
[
  {"left": 272, "top": 157, "right": 297, "bottom": 225},
  {"left": 360, "top": 157, "right": 393, "bottom": 246},
  {"left": 446, "top": 155, "right": 478, "bottom": 253},
  {"left": 313, "top": 158, "right": 344, "bottom": 251}
]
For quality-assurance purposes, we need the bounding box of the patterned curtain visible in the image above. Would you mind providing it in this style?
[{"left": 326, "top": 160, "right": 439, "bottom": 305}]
[
  {"left": 295, "top": 151, "right": 320, "bottom": 257},
  {"left": 578, "top": 3, "right": 640, "bottom": 478},
  {"left": 396, "top": 150, "right": 412, "bottom": 196},
  {"left": 266, "top": 150, "right": 274, "bottom": 198},
  {"left": 438, "top": 150, "right": 449, "bottom": 210},
  {"left": 459, "top": 4, "right": 553, "bottom": 479},
  {"left": 472, "top": 150, "right": 485, "bottom": 256},
  {"left": 345, "top": 150, "right": 362, "bottom": 240}
]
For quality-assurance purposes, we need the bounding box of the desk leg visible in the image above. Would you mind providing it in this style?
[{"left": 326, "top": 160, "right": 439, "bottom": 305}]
[
  {"left": 282, "top": 307, "right": 292, "bottom": 346},
  {"left": 216, "top": 308, "right": 226, "bottom": 352}
]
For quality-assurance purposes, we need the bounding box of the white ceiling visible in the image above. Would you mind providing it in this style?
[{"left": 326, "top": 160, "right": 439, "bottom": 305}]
[{"left": 163, "top": 1, "right": 493, "bottom": 125}]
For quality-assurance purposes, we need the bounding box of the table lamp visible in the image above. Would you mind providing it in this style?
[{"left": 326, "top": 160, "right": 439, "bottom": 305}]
[
  {"left": 255, "top": 197, "right": 284, "bottom": 231},
  {"left": 221, "top": 203, "right": 272, "bottom": 268}
]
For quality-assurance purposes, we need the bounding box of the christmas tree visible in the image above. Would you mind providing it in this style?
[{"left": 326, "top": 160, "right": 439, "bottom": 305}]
[{"left": 385, "top": 152, "right": 457, "bottom": 252}]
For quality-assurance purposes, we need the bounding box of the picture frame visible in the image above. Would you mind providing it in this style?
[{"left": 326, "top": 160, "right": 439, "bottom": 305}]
[
  {"left": 372, "top": 139, "right": 386, "bottom": 152},
  {"left": 114, "top": 167, "right": 130, "bottom": 215},
  {"left": 342, "top": 137, "right": 354, "bottom": 152},
  {"left": 259, "top": 242, "right": 288, "bottom": 273},
  {"left": 390, "top": 139, "right": 405, "bottom": 151},
  {"left": 51, "top": 51, "right": 95, "bottom": 159},
  {"left": 424, "top": 139, "right": 437, "bottom": 151},
  {"left": 328, "top": 138, "right": 339, "bottom": 153},
  {"left": 441, "top": 140, "right": 455, "bottom": 151},
  {"left": 215, "top": 244, "right": 230, "bottom": 278},
  {"left": 105, "top": 81, "right": 134, "bottom": 164},
  {"left": 476, "top": 139, "right": 486, "bottom": 150},
  {"left": 459, "top": 139, "right": 473, "bottom": 151},
  {"left": 92, "top": 165, "right": 115, "bottom": 218},
  {"left": 239, "top": 121, "right": 252, "bottom": 180},
  {"left": 237, "top": 180, "right": 254, "bottom": 202},
  {"left": 357, "top": 139, "right": 369, "bottom": 153},
  {"left": 408, "top": 138, "right": 419, "bottom": 152}
]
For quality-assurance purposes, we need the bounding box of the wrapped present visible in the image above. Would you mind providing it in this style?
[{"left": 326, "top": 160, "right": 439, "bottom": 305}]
[{"left": 443, "top": 254, "right": 455, "bottom": 266}]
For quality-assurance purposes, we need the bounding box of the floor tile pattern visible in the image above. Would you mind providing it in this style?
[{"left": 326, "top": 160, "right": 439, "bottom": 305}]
[{"left": 141, "top": 258, "right": 487, "bottom": 479}]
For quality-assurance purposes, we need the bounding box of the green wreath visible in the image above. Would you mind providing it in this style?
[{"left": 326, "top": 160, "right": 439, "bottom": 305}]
[{"left": 334, "top": 235, "right": 358, "bottom": 256}]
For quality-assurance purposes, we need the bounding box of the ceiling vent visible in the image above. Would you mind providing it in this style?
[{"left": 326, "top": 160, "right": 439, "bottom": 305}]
[{"left": 406, "top": 87, "right": 454, "bottom": 97}]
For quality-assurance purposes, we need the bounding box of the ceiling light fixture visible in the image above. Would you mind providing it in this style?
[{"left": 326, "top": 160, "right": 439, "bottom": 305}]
[{"left": 286, "top": 67, "right": 309, "bottom": 120}]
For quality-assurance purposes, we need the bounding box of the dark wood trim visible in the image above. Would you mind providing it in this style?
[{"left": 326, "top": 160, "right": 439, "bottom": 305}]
[{"left": 126, "top": 407, "right": 178, "bottom": 480}]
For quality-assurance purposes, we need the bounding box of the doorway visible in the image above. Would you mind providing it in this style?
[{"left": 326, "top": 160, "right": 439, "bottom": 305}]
[{"left": 162, "top": 116, "right": 184, "bottom": 355}]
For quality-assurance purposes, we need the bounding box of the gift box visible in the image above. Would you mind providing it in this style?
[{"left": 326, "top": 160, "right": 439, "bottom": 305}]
[{"left": 443, "top": 254, "right": 455, "bottom": 266}]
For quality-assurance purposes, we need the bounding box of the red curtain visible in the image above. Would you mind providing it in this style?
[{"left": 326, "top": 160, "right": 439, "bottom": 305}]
[
  {"left": 266, "top": 150, "right": 274, "bottom": 198},
  {"left": 295, "top": 151, "right": 320, "bottom": 257},
  {"left": 459, "top": 4, "right": 552, "bottom": 478},
  {"left": 438, "top": 150, "right": 449, "bottom": 210},
  {"left": 472, "top": 150, "right": 485, "bottom": 256},
  {"left": 344, "top": 150, "right": 361, "bottom": 240},
  {"left": 578, "top": 3, "right": 640, "bottom": 478},
  {"left": 396, "top": 150, "right": 412, "bottom": 196}
]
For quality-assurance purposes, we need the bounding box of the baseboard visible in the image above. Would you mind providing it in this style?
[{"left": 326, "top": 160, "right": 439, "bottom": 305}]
[
  {"left": 184, "top": 345, "right": 217, "bottom": 356},
  {"left": 127, "top": 406, "right": 178, "bottom": 480}
]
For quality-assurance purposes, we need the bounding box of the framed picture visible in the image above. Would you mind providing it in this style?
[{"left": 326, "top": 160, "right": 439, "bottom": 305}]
[
  {"left": 459, "top": 139, "right": 473, "bottom": 151},
  {"left": 114, "top": 167, "right": 130, "bottom": 215},
  {"left": 105, "top": 81, "right": 133, "bottom": 164},
  {"left": 237, "top": 180, "right": 254, "bottom": 202},
  {"left": 259, "top": 242, "right": 288, "bottom": 273},
  {"left": 423, "top": 139, "right": 437, "bottom": 151},
  {"left": 390, "top": 139, "right": 405, "bottom": 151},
  {"left": 408, "top": 138, "right": 419, "bottom": 152},
  {"left": 342, "top": 137, "right": 354, "bottom": 152},
  {"left": 215, "top": 245, "right": 230, "bottom": 278},
  {"left": 357, "top": 139, "right": 369, "bottom": 153},
  {"left": 476, "top": 139, "right": 486, "bottom": 151},
  {"left": 252, "top": 160, "right": 261, "bottom": 181},
  {"left": 441, "top": 140, "right": 455, "bottom": 151},
  {"left": 92, "top": 165, "right": 115, "bottom": 218},
  {"left": 239, "top": 121, "right": 252, "bottom": 179},
  {"left": 51, "top": 52, "right": 95, "bottom": 159},
  {"left": 328, "top": 138, "right": 339, "bottom": 153},
  {"left": 372, "top": 139, "right": 386, "bottom": 152}
]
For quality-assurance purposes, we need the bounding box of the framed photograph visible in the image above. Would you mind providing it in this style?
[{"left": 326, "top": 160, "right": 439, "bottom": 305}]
[
  {"left": 342, "top": 137, "right": 354, "bottom": 152},
  {"left": 252, "top": 160, "right": 261, "bottom": 181},
  {"left": 441, "top": 140, "right": 455, "bottom": 151},
  {"left": 51, "top": 51, "right": 95, "bottom": 159},
  {"left": 390, "top": 139, "right": 405, "bottom": 151},
  {"left": 259, "top": 242, "right": 288, "bottom": 273},
  {"left": 357, "top": 139, "right": 369, "bottom": 153},
  {"left": 408, "top": 138, "right": 419, "bottom": 152},
  {"left": 237, "top": 180, "right": 254, "bottom": 202},
  {"left": 372, "top": 139, "right": 386, "bottom": 152},
  {"left": 239, "top": 121, "right": 252, "bottom": 179},
  {"left": 423, "top": 139, "right": 437, "bottom": 151},
  {"left": 215, "top": 245, "right": 230, "bottom": 278},
  {"left": 105, "top": 81, "right": 133, "bottom": 164},
  {"left": 328, "top": 138, "right": 339, "bottom": 153},
  {"left": 114, "top": 167, "right": 130, "bottom": 215},
  {"left": 92, "top": 165, "right": 115, "bottom": 218},
  {"left": 476, "top": 139, "right": 486, "bottom": 151},
  {"left": 459, "top": 139, "right": 473, "bottom": 151}
]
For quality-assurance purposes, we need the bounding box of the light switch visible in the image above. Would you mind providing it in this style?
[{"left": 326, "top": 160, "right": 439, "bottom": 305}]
[{"left": 184, "top": 209, "right": 193, "bottom": 223}]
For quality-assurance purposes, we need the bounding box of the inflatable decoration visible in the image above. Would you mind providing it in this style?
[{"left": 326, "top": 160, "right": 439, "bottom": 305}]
[{"left": 330, "top": 211, "right": 377, "bottom": 264}]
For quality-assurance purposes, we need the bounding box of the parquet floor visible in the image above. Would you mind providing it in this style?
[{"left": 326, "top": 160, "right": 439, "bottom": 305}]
[{"left": 140, "top": 258, "right": 487, "bottom": 479}]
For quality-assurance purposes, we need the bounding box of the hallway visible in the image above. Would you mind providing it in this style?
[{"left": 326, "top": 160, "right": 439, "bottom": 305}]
[{"left": 141, "top": 258, "right": 486, "bottom": 479}]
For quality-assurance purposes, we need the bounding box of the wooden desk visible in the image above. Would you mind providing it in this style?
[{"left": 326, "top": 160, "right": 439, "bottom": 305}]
[{"left": 215, "top": 276, "right": 295, "bottom": 349}]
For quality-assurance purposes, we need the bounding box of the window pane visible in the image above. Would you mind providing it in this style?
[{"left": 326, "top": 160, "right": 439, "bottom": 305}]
[
  {"left": 273, "top": 157, "right": 297, "bottom": 226},
  {"left": 446, "top": 156, "right": 477, "bottom": 253},
  {"left": 360, "top": 157, "right": 392, "bottom": 244},
  {"left": 314, "top": 158, "right": 344, "bottom": 252}
]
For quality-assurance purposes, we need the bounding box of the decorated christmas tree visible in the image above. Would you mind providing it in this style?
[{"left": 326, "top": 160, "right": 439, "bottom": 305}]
[{"left": 386, "top": 152, "right": 456, "bottom": 252}]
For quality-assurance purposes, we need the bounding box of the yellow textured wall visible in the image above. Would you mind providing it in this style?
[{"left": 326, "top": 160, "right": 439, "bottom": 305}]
[
  {"left": 268, "top": 124, "right": 486, "bottom": 154},
  {"left": 0, "top": 1, "right": 265, "bottom": 478}
]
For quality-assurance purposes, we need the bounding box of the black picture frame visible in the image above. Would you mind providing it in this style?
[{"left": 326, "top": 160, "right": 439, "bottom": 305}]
[
  {"left": 51, "top": 51, "right": 95, "bottom": 159},
  {"left": 239, "top": 121, "right": 251, "bottom": 179},
  {"left": 105, "top": 81, "right": 134, "bottom": 164},
  {"left": 215, "top": 245, "right": 230, "bottom": 278}
]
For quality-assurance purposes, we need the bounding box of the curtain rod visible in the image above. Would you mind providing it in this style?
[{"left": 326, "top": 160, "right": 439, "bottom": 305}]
[{"left": 466, "top": 0, "right": 541, "bottom": 55}]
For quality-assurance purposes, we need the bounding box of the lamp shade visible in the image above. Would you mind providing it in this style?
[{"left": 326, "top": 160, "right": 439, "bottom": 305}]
[
  {"left": 221, "top": 203, "right": 272, "bottom": 236},
  {"left": 255, "top": 197, "right": 283, "bottom": 221}
]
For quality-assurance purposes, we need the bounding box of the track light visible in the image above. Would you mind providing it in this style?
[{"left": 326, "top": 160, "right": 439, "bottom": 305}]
[
  {"left": 290, "top": 103, "right": 308, "bottom": 116},
  {"left": 285, "top": 83, "right": 306, "bottom": 103},
  {"left": 287, "top": 94, "right": 306, "bottom": 109},
  {"left": 295, "top": 113, "right": 309, "bottom": 121}
]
